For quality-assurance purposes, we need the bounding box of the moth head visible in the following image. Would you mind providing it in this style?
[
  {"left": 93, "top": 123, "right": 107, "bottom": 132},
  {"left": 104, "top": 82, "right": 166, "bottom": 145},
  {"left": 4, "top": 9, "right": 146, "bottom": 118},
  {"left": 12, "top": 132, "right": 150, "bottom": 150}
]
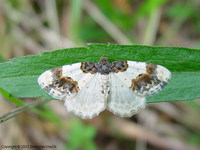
[{"left": 99, "top": 56, "right": 108, "bottom": 63}]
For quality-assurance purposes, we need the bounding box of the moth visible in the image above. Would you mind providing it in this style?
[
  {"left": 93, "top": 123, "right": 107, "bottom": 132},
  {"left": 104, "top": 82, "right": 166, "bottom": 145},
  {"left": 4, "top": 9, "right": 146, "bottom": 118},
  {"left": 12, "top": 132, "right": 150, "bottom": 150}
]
[{"left": 38, "top": 57, "right": 171, "bottom": 119}]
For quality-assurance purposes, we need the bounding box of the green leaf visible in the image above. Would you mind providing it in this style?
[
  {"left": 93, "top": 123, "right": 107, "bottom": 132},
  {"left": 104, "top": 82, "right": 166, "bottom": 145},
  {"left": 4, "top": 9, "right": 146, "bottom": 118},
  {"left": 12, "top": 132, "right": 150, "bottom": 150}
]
[
  {"left": 0, "top": 88, "right": 25, "bottom": 106},
  {"left": 0, "top": 44, "right": 200, "bottom": 103}
]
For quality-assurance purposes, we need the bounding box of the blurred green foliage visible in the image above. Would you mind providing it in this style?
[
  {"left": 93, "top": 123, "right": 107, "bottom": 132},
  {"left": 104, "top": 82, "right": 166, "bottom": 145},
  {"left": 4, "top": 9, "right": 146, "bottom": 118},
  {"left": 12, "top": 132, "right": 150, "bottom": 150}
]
[
  {"left": 0, "top": 55, "right": 5, "bottom": 62},
  {"left": 135, "top": 0, "right": 167, "bottom": 17},
  {"left": 63, "top": 120, "right": 97, "bottom": 150},
  {"left": 167, "top": 3, "right": 200, "bottom": 32},
  {"left": 7, "top": 0, "right": 26, "bottom": 10},
  {"left": 95, "top": 0, "right": 133, "bottom": 29}
]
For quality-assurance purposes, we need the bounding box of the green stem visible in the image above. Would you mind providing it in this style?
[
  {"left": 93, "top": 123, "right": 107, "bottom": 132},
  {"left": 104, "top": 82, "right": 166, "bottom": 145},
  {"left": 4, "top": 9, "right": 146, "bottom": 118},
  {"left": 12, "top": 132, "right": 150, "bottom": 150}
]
[{"left": 0, "top": 98, "right": 48, "bottom": 123}]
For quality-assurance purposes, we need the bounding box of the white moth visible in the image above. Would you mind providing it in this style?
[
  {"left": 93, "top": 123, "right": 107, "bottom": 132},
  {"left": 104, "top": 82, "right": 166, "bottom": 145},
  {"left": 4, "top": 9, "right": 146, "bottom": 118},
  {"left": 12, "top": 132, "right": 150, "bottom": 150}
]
[{"left": 38, "top": 57, "right": 171, "bottom": 119}]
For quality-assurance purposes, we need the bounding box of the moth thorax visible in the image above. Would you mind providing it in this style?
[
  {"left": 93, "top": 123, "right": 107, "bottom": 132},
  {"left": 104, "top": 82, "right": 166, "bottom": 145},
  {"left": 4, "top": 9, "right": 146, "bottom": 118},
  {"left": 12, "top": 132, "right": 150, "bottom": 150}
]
[{"left": 95, "top": 59, "right": 112, "bottom": 75}]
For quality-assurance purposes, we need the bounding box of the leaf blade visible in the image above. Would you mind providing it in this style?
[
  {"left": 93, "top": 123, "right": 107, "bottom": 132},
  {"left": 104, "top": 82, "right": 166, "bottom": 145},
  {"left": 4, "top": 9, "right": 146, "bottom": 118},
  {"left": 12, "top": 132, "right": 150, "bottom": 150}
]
[{"left": 0, "top": 44, "right": 200, "bottom": 103}]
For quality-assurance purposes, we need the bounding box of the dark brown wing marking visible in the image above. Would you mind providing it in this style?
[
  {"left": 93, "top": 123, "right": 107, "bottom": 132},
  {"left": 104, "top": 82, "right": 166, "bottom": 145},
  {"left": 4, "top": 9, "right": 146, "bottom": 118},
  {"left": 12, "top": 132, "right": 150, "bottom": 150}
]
[
  {"left": 44, "top": 67, "right": 79, "bottom": 96},
  {"left": 80, "top": 62, "right": 98, "bottom": 74},
  {"left": 111, "top": 61, "right": 128, "bottom": 73},
  {"left": 130, "top": 63, "right": 163, "bottom": 95}
]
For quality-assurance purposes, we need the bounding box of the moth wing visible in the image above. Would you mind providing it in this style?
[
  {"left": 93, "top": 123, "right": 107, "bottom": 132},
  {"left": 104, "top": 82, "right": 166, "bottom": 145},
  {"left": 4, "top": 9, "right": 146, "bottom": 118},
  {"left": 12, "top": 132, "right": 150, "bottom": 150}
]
[
  {"left": 114, "top": 61, "right": 171, "bottom": 96},
  {"left": 107, "top": 73, "right": 145, "bottom": 117},
  {"left": 64, "top": 73, "right": 109, "bottom": 119},
  {"left": 38, "top": 63, "right": 93, "bottom": 100}
]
